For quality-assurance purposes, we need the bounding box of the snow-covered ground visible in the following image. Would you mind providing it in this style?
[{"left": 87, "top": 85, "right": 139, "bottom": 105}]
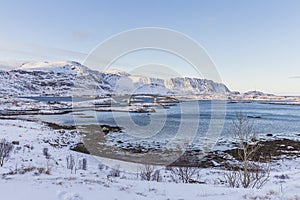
[
  {"left": 0, "top": 96, "right": 71, "bottom": 112},
  {"left": 0, "top": 118, "right": 300, "bottom": 200}
]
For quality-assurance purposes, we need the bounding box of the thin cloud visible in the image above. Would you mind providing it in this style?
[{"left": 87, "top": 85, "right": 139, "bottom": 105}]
[
  {"left": 0, "top": 40, "right": 146, "bottom": 72},
  {"left": 0, "top": 40, "right": 88, "bottom": 63},
  {"left": 289, "top": 76, "right": 300, "bottom": 79}
]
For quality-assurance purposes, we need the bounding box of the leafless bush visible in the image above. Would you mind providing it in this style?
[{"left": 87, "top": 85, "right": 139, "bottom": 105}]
[
  {"left": 0, "top": 139, "right": 13, "bottom": 167},
  {"left": 35, "top": 166, "right": 51, "bottom": 176},
  {"left": 43, "top": 147, "right": 51, "bottom": 159},
  {"left": 5, "top": 165, "right": 51, "bottom": 176},
  {"left": 66, "top": 154, "right": 75, "bottom": 173},
  {"left": 82, "top": 158, "right": 87, "bottom": 170},
  {"left": 108, "top": 165, "right": 121, "bottom": 178},
  {"left": 249, "top": 162, "right": 270, "bottom": 189},
  {"left": 152, "top": 170, "right": 162, "bottom": 182},
  {"left": 224, "top": 169, "right": 239, "bottom": 188},
  {"left": 77, "top": 158, "right": 87, "bottom": 171},
  {"left": 98, "top": 163, "right": 105, "bottom": 171},
  {"left": 171, "top": 166, "right": 199, "bottom": 183},
  {"left": 36, "top": 167, "right": 46, "bottom": 175},
  {"left": 140, "top": 164, "right": 155, "bottom": 181},
  {"left": 225, "top": 163, "right": 270, "bottom": 189},
  {"left": 224, "top": 113, "right": 270, "bottom": 189}
]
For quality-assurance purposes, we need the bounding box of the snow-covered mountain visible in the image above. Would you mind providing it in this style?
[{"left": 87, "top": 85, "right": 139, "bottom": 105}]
[
  {"left": 18, "top": 61, "right": 91, "bottom": 75},
  {"left": 0, "top": 61, "right": 230, "bottom": 96},
  {"left": 243, "top": 90, "right": 274, "bottom": 97}
]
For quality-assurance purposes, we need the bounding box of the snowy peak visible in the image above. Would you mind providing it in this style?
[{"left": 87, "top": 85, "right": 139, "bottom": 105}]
[
  {"left": 103, "top": 69, "right": 130, "bottom": 77},
  {"left": 18, "top": 61, "right": 90, "bottom": 75}
]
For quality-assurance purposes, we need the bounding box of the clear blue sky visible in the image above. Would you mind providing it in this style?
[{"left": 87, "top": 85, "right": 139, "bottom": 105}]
[{"left": 0, "top": 0, "right": 299, "bottom": 95}]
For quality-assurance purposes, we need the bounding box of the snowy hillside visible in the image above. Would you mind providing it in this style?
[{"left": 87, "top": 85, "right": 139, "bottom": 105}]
[
  {"left": 18, "top": 61, "right": 93, "bottom": 76},
  {"left": 0, "top": 119, "right": 300, "bottom": 200},
  {"left": 0, "top": 61, "right": 230, "bottom": 96}
]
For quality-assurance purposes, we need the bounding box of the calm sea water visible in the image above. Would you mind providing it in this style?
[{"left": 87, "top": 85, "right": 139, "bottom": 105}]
[{"left": 34, "top": 100, "right": 300, "bottom": 141}]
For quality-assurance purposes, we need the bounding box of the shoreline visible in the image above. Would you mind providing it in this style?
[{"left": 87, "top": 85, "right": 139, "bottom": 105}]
[{"left": 1, "top": 115, "right": 300, "bottom": 169}]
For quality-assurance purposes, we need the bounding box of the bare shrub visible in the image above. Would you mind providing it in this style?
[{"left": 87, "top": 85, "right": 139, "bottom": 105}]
[
  {"left": 171, "top": 166, "right": 199, "bottom": 183},
  {"left": 5, "top": 165, "right": 51, "bottom": 176},
  {"left": 233, "top": 112, "right": 256, "bottom": 188},
  {"left": 140, "top": 164, "right": 155, "bottom": 181},
  {"left": 77, "top": 158, "right": 87, "bottom": 171},
  {"left": 0, "top": 139, "right": 13, "bottom": 167},
  {"left": 152, "top": 170, "right": 162, "bottom": 182},
  {"left": 43, "top": 147, "right": 51, "bottom": 159},
  {"left": 108, "top": 165, "right": 121, "bottom": 178},
  {"left": 45, "top": 160, "right": 52, "bottom": 175},
  {"left": 35, "top": 167, "right": 46, "bottom": 176},
  {"left": 249, "top": 162, "right": 270, "bottom": 189},
  {"left": 224, "top": 169, "right": 239, "bottom": 188},
  {"left": 224, "top": 113, "right": 270, "bottom": 189},
  {"left": 66, "top": 154, "right": 75, "bottom": 173},
  {"left": 82, "top": 158, "right": 87, "bottom": 170},
  {"left": 18, "top": 166, "right": 36, "bottom": 175},
  {"left": 98, "top": 163, "right": 105, "bottom": 171},
  {"left": 225, "top": 163, "right": 270, "bottom": 189}
]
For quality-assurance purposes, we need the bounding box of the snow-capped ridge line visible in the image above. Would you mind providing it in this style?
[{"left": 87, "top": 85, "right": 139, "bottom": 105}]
[{"left": 0, "top": 61, "right": 230, "bottom": 96}]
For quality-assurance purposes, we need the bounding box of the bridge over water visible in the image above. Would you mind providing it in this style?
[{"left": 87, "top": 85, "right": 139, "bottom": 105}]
[{"left": 121, "top": 94, "right": 179, "bottom": 105}]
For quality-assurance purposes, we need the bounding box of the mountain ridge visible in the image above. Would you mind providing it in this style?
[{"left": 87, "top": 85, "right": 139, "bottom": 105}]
[{"left": 0, "top": 61, "right": 231, "bottom": 96}]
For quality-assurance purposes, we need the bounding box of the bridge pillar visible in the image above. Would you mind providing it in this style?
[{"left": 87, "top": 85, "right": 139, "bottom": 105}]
[
  {"left": 127, "top": 97, "right": 131, "bottom": 106},
  {"left": 153, "top": 96, "right": 158, "bottom": 103}
]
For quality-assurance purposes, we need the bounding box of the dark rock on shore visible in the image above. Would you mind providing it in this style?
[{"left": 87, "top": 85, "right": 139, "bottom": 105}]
[
  {"left": 70, "top": 142, "right": 90, "bottom": 154},
  {"left": 101, "top": 125, "right": 122, "bottom": 135}
]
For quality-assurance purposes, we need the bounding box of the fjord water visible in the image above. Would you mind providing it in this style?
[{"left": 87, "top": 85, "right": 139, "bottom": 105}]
[{"left": 37, "top": 100, "right": 300, "bottom": 142}]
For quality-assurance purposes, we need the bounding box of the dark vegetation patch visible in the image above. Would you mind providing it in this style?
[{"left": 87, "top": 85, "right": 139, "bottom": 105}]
[
  {"left": 225, "top": 138, "right": 300, "bottom": 162},
  {"left": 168, "top": 139, "right": 300, "bottom": 168},
  {"left": 44, "top": 122, "right": 76, "bottom": 130}
]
